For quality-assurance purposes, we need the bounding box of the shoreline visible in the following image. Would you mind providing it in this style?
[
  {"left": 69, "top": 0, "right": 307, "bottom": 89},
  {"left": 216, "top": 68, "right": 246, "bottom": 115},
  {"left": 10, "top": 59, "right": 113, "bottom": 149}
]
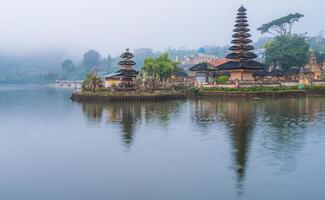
[
  {"left": 71, "top": 91, "right": 187, "bottom": 102},
  {"left": 71, "top": 87, "right": 325, "bottom": 103}
]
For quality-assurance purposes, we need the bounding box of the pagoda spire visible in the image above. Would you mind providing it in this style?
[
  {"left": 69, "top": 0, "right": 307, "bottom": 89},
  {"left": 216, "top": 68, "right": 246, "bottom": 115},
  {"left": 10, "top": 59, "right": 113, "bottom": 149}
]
[
  {"left": 226, "top": 6, "right": 257, "bottom": 61},
  {"left": 119, "top": 48, "right": 136, "bottom": 70}
]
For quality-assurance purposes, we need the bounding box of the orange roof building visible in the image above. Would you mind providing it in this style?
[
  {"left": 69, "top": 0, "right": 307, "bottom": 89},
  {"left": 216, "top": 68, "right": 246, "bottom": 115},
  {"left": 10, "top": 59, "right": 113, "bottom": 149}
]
[{"left": 209, "top": 58, "right": 229, "bottom": 68}]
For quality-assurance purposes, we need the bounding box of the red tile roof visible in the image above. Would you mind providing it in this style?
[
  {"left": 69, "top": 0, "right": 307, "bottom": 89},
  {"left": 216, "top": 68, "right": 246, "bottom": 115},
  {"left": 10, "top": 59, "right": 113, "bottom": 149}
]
[{"left": 209, "top": 58, "right": 229, "bottom": 67}]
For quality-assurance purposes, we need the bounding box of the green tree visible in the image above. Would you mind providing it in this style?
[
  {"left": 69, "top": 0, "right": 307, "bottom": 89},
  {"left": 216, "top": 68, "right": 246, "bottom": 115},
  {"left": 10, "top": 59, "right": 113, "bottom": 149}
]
[
  {"left": 142, "top": 53, "right": 179, "bottom": 80},
  {"left": 257, "top": 13, "right": 304, "bottom": 37},
  {"left": 82, "top": 50, "right": 101, "bottom": 72},
  {"left": 264, "top": 35, "right": 310, "bottom": 69}
]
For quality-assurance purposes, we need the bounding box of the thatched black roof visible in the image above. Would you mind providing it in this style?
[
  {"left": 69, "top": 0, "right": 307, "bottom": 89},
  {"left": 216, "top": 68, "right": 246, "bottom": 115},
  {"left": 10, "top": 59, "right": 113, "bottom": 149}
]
[
  {"left": 218, "top": 60, "right": 266, "bottom": 70},
  {"left": 175, "top": 69, "right": 189, "bottom": 77},
  {"left": 233, "top": 27, "right": 250, "bottom": 32},
  {"left": 236, "top": 15, "right": 247, "bottom": 19},
  {"left": 268, "top": 69, "right": 285, "bottom": 77},
  {"left": 253, "top": 70, "right": 268, "bottom": 77},
  {"left": 120, "top": 48, "right": 134, "bottom": 59},
  {"left": 189, "top": 62, "right": 217, "bottom": 71},
  {"left": 232, "top": 33, "right": 251, "bottom": 38},
  {"left": 229, "top": 44, "right": 254, "bottom": 51},
  {"left": 238, "top": 5, "right": 247, "bottom": 12},
  {"left": 226, "top": 52, "right": 257, "bottom": 60},
  {"left": 231, "top": 38, "right": 253, "bottom": 44},
  {"left": 119, "top": 60, "right": 136, "bottom": 66},
  {"left": 284, "top": 67, "right": 300, "bottom": 76},
  {"left": 235, "top": 19, "right": 248, "bottom": 23},
  {"left": 115, "top": 69, "right": 138, "bottom": 77}
]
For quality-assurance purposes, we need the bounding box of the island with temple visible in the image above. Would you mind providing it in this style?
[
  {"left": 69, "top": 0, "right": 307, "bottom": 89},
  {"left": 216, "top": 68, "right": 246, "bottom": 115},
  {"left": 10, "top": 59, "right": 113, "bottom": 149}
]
[
  {"left": 72, "top": 5, "right": 325, "bottom": 102},
  {"left": 71, "top": 49, "right": 188, "bottom": 102}
]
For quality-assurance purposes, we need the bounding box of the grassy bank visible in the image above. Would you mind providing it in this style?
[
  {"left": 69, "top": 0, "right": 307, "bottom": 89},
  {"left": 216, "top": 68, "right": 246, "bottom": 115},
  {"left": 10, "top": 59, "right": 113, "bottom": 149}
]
[{"left": 189, "top": 85, "right": 325, "bottom": 97}]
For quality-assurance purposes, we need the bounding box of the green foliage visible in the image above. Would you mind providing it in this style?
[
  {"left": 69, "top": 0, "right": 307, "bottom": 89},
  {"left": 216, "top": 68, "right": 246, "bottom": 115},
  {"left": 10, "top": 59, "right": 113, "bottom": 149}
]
[
  {"left": 188, "top": 87, "right": 200, "bottom": 95},
  {"left": 258, "top": 13, "right": 304, "bottom": 37},
  {"left": 82, "top": 73, "right": 93, "bottom": 91},
  {"left": 141, "top": 53, "right": 179, "bottom": 79},
  {"left": 217, "top": 76, "right": 229, "bottom": 83},
  {"left": 264, "top": 35, "right": 310, "bottom": 69},
  {"left": 201, "top": 86, "right": 301, "bottom": 93},
  {"left": 321, "top": 74, "right": 325, "bottom": 80}
]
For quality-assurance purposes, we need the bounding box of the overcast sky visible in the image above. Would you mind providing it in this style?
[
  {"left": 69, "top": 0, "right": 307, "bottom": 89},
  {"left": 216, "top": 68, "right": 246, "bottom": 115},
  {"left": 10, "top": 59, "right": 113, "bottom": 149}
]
[{"left": 0, "top": 0, "right": 324, "bottom": 56}]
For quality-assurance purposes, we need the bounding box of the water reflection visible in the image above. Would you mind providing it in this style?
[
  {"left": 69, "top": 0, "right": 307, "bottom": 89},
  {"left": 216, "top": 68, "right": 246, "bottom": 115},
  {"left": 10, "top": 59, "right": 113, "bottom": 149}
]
[
  {"left": 191, "top": 97, "right": 325, "bottom": 195},
  {"left": 192, "top": 99, "right": 257, "bottom": 194},
  {"left": 79, "top": 97, "right": 325, "bottom": 196},
  {"left": 259, "top": 97, "right": 325, "bottom": 172},
  {"left": 80, "top": 101, "right": 183, "bottom": 147}
]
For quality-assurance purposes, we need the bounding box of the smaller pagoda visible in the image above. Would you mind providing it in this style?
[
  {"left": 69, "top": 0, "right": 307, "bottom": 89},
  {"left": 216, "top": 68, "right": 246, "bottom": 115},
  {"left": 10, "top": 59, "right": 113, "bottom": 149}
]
[
  {"left": 304, "top": 51, "right": 322, "bottom": 81},
  {"left": 218, "top": 6, "right": 266, "bottom": 81},
  {"left": 102, "top": 49, "right": 138, "bottom": 88}
]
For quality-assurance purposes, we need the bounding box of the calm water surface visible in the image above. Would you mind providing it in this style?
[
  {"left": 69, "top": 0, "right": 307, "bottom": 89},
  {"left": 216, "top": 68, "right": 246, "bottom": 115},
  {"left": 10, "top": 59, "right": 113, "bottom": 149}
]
[{"left": 1, "top": 85, "right": 325, "bottom": 200}]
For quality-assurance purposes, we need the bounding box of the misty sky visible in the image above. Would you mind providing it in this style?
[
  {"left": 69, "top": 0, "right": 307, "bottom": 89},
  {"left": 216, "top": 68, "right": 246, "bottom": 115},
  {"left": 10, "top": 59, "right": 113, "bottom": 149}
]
[{"left": 0, "top": 0, "right": 324, "bottom": 56}]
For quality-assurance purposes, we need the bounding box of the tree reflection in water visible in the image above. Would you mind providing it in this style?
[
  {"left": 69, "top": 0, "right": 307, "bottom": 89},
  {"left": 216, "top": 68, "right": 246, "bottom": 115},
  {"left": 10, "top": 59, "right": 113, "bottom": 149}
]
[
  {"left": 258, "top": 97, "right": 325, "bottom": 173},
  {"left": 80, "top": 97, "right": 325, "bottom": 196},
  {"left": 80, "top": 101, "right": 183, "bottom": 148},
  {"left": 191, "top": 97, "right": 324, "bottom": 195}
]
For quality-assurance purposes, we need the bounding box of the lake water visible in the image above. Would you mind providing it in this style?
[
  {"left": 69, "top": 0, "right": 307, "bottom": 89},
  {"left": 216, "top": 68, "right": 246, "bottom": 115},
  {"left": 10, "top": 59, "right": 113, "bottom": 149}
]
[{"left": 1, "top": 85, "right": 325, "bottom": 200}]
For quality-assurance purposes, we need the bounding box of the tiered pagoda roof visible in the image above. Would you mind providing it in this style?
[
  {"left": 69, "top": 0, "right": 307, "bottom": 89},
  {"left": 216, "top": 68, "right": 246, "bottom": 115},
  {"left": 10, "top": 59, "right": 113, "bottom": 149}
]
[
  {"left": 102, "top": 49, "right": 138, "bottom": 79},
  {"left": 119, "top": 48, "right": 136, "bottom": 67},
  {"left": 218, "top": 6, "right": 266, "bottom": 71}
]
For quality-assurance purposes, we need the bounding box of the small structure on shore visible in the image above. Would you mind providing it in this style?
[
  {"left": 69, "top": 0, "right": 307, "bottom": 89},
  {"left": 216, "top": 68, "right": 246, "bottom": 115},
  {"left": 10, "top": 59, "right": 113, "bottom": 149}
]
[
  {"left": 102, "top": 49, "right": 138, "bottom": 88},
  {"left": 189, "top": 58, "right": 229, "bottom": 85},
  {"left": 304, "top": 51, "right": 322, "bottom": 81},
  {"left": 189, "top": 62, "right": 217, "bottom": 84},
  {"left": 284, "top": 67, "right": 300, "bottom": 81},
  {"left": 218, "top": 6, "right": 266, "bottom": 81}
]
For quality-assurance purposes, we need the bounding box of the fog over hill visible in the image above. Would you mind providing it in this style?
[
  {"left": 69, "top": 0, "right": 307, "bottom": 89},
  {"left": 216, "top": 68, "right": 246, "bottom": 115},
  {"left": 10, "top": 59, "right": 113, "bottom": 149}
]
[
  {"left": 0, "top": 0, "right": 323, "bottom": 83},
  {"left": 0, "top": 0, "right": 323, "bottom": 55}
]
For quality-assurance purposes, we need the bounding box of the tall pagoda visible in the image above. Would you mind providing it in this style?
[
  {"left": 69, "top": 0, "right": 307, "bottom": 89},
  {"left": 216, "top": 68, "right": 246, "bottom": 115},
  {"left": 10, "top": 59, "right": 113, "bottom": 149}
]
[
  {"left": 218, "top": 6, "right": 266, "bottom": 81},
  {"left": 102, "top": 49, "right": 138, "bottom": 88}
]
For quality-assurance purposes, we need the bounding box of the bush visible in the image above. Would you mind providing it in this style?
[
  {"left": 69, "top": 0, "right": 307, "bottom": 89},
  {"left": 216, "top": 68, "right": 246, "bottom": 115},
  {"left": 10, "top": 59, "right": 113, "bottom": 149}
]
[
  {"left": 217, "top": 76, "right": 229, "bottom": 83},
  {"left": 321, "top": 74, "right": 325, "bottom": 80},
  {"left": 188, "top": 87, "right": 200, "bottom": 95}
]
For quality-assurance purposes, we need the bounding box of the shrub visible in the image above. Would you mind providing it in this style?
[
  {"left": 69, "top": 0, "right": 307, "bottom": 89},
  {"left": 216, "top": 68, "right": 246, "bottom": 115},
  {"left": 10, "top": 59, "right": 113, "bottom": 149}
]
[
  {"left": 217, "top": 76, "right": 229, "bottom": 83},
  {"left": 321, "top": 74, "right": 325, "bottom": 80},
  {"left": 188, "top": 87, "right": 200, "bottom": 95}
]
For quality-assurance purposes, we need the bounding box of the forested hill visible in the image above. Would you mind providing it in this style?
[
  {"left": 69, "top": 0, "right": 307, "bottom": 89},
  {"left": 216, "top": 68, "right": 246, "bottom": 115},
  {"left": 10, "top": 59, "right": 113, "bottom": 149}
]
[{"left": 0, "top": 50, "right": 68, "bottom": 84}]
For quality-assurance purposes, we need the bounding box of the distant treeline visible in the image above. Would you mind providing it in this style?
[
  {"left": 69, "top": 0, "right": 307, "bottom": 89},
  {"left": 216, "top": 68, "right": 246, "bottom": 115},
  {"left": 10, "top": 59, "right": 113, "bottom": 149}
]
[{"left": 0, "top": 32, "right": 324, "bottom": 84}]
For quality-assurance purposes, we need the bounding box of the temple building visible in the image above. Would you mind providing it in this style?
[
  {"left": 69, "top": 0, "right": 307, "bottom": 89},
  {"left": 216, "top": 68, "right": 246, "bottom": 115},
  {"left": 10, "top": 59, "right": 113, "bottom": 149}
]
[
  {"left": 218, "top": 6, "right": 266, "bottom": 81},
  {"left": 304, "top": 51, "right": 322, "bottom": 81},
  {"left": 284, "top": 67, "right": 300, "bottom": 81},
  {"left": 102, "top": 49, "right": 138, "bottom": 88},
  {"left": 188, "top": 58, "right": 229, "bottom": 85},
  {"left": 189, "top": 62, "right": 217, "bottom": 84}
]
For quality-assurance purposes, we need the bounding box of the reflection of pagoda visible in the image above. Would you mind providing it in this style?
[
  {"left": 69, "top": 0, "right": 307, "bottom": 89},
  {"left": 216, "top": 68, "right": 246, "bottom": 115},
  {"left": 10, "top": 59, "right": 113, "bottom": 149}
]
[
  {"left": 106, "top": 103, "right": 142, "bottom": 148},
  {"left": 218, "top": 6, "right": 266, "bottom": 81},
  {"left": 218, "top": 100, "right": 255, "bottom": 195},
  {"left": 102, "top": 49, "right": 139, "bottom": 88}
]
